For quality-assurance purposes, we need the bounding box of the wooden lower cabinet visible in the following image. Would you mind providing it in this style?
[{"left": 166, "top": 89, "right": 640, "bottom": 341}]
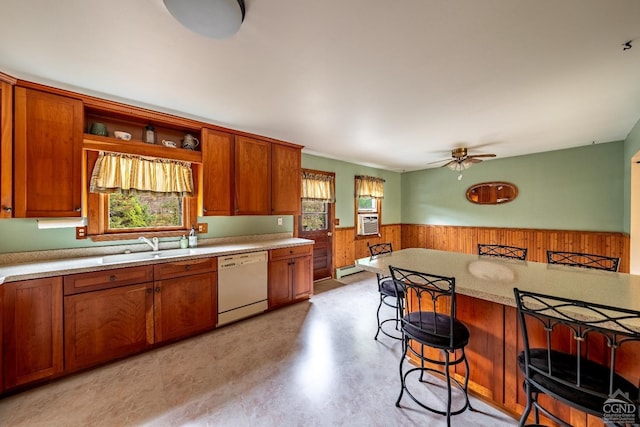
[
  {"left": 64, "top": 282, "right": 154, "bottom": 372},
  {"left": 154, "top": 272, "right": 217, "bottom": 343},
  {"left": 3, "top": 277, "right": 63, "bottom": 389},
  {"left": 268, "top": 246, "right": 313, "bottom": 308}
]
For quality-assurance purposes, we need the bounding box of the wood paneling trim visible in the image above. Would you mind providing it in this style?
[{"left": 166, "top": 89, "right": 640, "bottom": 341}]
[
  {"left": 401, "top": 224, "right": 630, "bottom": 273},
  {"left": 0, "top": 81, "right": 13, "bottom": 217},
  {"left": 334, "top": 224, "right": 402, "bottom": 268}
]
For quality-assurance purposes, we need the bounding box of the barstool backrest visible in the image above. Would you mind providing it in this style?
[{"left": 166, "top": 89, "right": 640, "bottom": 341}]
[
  {"left": 546, "top": 250, "right": 619, "bottom": 272},
  {"left": 478, "top": 243, "right": 528, "bottom": 260},
  {"left": 369, "top": 242, "right": 393, "bottom": 258}
]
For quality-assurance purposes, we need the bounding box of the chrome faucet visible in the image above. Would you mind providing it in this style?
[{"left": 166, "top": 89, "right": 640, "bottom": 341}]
[{"left": 139, "top": 236, "right": 159, "bottom": 252}]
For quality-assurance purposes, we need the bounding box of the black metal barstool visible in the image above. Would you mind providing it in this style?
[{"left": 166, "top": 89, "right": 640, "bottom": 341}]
[
  {"left": 389, "top": 265, "right": 472, "bottom": 426},
  {"left": 478, "top": 243, "right": 528, "bottom": 260},
  {"left": 514, "top": 288, "right": 640, "bottom": 426},
  {"left": 546, "top": 250, "right": 619, "bottom": 271},
  {"left": 368, "top": 243, "right": 403, "bottom": 340}
]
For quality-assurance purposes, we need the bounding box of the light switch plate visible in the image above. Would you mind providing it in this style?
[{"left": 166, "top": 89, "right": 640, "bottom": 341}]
[
  {"left": 197, "top": 223, "right": 208, "bottom": 234},
  {"left": 277, "top": 217, "right": 283, "bottom": 226}
]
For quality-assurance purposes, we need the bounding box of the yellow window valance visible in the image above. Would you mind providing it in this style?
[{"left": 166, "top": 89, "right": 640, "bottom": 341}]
[
  {"left": 355, "top": 175, "right": 385, "bottom": 199},
  {"left": 302, "top": 171, "right": 335, "bottom": 203},
  {"left": 90, "top": 152, "right": 194, "bottom": 196}
]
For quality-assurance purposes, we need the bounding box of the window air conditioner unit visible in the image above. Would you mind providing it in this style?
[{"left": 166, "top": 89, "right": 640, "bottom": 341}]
[{"left": 358, "top": 213, "right": 379, "bottom": 235}]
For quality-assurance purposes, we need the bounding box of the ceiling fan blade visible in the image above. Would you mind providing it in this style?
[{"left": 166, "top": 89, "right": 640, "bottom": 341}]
[
  {"left": 426, "top": 158, "right": 451, "bottom": 165},
  {"left": 468, "top": 153, "right": 496, "bottom": 159},
  {"left": 467, "top": 158, "right": 483, "bottom": 164}
]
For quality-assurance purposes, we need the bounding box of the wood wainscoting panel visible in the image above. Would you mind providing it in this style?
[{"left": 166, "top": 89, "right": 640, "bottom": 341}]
[
  {"left": 401, "top": 225, "right": 630, "bottom": 273},
  {"left": 334, "top": 224, "right": 402, "bottom": 269}
]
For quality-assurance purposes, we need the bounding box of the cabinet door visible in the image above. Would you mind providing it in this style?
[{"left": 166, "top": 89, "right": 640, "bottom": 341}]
[
  {"left": 3, "top": 277, "right": 63, "bottom": 388},
  {"left": 235, "top": 136, "right": 271, "bottom": 215},
  {"left": 268, "top": 259, "right": 292, "bottom": 308},
  {"left": 64, "top": 283, "right": 154, "bottom": 372},
  {"left": 14, "top": 87, "right": 83, "bottom": 217},
  {"left": 0, "top": 81, "right": 13, "bottom": 217},
  {"left": 154, "top": 272, "right": 216, "bottom": 343},
  {"left": 292, "top": 255, "right": 313, "bottom": 299},
  {"left": 202, "top": 128, "right": 234, "bottom": 215},
  {"left": 271, "top": 143, "right": 301, "bottom": 215}
]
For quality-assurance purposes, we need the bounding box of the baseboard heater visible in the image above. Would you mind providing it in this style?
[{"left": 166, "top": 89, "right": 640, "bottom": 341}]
[{"left": 336, "top": 264, "right": 364, "bottom": 279}]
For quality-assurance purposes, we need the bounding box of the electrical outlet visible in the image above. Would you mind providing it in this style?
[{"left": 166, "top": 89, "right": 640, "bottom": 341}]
[
  {"left": 76, "top": 226, "right": 87, "bottom": 239},
  {"left": 197, "top": 223, "right": 208, "bottom": 234},
  {"left": 277, "top": 217, "right": 283, "bottom": 226}
]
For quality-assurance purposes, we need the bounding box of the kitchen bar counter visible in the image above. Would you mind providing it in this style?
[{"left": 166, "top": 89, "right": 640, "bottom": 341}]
[
  {"left": 356, "top": 248, "right": 640, "bottom": 425},
  {"left": 0, "top": 237, "right": 313, "bottom": 284},
  {"left": 356, "top": 247, "right": 640, "bottom": 314}
]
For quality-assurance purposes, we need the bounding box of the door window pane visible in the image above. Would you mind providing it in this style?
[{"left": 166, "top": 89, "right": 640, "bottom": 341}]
[{"left": 301, "top": 200, "right": 327, "bottom": 231}]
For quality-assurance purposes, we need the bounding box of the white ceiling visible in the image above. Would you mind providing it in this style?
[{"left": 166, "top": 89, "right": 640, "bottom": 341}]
[{"left": 1, "top": 0, "right": 639, "bottom": 172}]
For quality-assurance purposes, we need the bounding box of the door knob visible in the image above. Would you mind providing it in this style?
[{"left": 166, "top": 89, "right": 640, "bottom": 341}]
[{"left": 327, "top": 232, "right": 333, "bottom": 236}]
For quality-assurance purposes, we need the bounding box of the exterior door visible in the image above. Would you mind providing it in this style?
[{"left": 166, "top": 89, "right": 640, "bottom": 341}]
[{"left": 298, "top": 200, "right": 333, "bottom": 281}]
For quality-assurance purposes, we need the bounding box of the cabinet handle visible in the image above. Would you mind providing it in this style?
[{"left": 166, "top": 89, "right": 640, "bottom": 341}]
[
  {"left": 185, "top": 265, "right": 191, "bottom": 271},
  {"left": 155, "top": 287, "right": 161, "bottom": 293},
  {"left": 109, "top": 275, "right": 116, "bottom": 282},
  {"left": 75, "top": 207, "right": 81, "bottom": 212},
  {"left": 2, "top": 206, "right": 11, "bottom": 212},
  {"left": 203, "top": 208, "right": 208, "bottom": 213}
]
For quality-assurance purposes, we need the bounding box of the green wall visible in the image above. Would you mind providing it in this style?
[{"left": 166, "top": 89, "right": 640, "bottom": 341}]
[
  {"left": 401, "top": 142, "right": 624, "bottom": 232},
  {"left": 301, "top": 154, "right": 402, "bottom": 227},
  {"left": 0, "top": 216, "right": 292, "bottom": 253},
  {"left": 623, "top": 117, "right": 640, "bottom": 234},
  {"left": 0, "top": 141, "right": 630, "bottom": 254}
]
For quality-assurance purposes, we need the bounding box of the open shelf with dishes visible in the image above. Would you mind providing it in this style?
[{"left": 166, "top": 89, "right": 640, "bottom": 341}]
[{"left": 84, "top": 106, "right": 203, "bottom": 162}]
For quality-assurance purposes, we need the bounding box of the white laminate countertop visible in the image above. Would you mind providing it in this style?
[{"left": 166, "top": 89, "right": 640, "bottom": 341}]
[
  {"left": 0, "top": 237, "right": 314, "bottom": 284},
  {"left": 356, "top": 248, "right": 640, "bottom": 313}
]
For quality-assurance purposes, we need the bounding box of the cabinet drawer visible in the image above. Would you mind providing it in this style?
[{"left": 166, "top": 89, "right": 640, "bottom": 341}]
[
  {"left": 270, "top": 245, "right": 313, "bottom": 261},
  {"left": 154, "top": 257, "right": 216, "bottom": 280},
  {"left": 64, "top": 266, "right": 154, "bottom": 295}
]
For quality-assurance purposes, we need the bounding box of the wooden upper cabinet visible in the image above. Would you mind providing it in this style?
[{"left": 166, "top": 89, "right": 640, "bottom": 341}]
[
  {"left": 14, "top": 87, "right": 83, "bottom": 217},
  {"left": 0, "top": 79, "right": 14, "bottom": 218},
  {"left": 202, "top": 128, "right": 234, "bottom": 216},
  {"left": 271, "top": 143, "right": 301, "bottom": 215},
  {"left": 235, "top": 136, "right": 271, "bottom": 215},
  {"left": 3, "top": 277, "right": 63, "bottom": 388}
]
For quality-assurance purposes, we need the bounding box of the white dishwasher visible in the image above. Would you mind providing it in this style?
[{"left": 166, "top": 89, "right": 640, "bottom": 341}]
[{"left": 217, "top": 251, "right": 268, "bottom": 326}]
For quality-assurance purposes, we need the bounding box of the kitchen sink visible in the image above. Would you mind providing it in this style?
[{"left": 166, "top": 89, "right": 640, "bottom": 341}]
[{"left": 99, "top": 248, "right": 196, "bottom": 265}]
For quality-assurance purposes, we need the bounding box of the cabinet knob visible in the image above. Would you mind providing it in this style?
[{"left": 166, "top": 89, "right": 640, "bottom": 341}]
[
  {"left": 155, "top": 287, "right": 161, "bottom": 293},
  {"left": 109, "top": 275, "right": 116, "bottom": 282},
  {"left": 185, "top": 265, "right": 191, "bottom": 271},
  {"left": 2, "top": 206, "right": 11, "bottom": 212},
  {"left": 146, "top": 288, "right": 153, "bottom": 294},
  {"left": 203, "top": 208, "right": 208, "bottom": 213},
  {"left": 75, "top": 207, "right": 81, "bottom": 212}
]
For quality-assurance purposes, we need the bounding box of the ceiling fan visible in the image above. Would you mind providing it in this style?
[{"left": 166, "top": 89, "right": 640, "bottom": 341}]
[{"left": 432, "top": 147, "right": 497, "bottom": 180}]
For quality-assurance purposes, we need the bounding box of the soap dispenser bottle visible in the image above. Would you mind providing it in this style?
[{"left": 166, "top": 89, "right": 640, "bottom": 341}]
[{"left": 180, "top": 235, "right": 188, "bottom": 249}]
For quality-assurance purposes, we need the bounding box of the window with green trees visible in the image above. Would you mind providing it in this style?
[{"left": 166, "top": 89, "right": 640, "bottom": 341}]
[{"left": 108, "top": 193, "right": 183, "bottom": 230}]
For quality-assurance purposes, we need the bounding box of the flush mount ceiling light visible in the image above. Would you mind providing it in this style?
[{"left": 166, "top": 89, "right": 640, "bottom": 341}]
[{"left": 163, "top": 0, "right": 245, "bottom": 39}]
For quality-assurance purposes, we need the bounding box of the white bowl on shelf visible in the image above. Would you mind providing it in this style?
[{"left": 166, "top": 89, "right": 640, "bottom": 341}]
[{"left": 114, "top": 131, "right": 132, "bottom": 140}]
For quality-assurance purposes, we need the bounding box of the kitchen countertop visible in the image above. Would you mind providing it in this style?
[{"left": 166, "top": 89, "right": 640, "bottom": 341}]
[{"left": 0, "top": 237, "right": 314, "bottom": 284}]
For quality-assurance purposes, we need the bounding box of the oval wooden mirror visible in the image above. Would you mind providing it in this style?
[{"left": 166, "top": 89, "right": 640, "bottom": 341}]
[{"left": 466, "top": 182, "right": 518, "bottom": 205}]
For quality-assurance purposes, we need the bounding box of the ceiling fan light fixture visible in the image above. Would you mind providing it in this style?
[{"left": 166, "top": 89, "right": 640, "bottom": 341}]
[{"left": 163, "top": 0, "right": 245, "bottom": 39}]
